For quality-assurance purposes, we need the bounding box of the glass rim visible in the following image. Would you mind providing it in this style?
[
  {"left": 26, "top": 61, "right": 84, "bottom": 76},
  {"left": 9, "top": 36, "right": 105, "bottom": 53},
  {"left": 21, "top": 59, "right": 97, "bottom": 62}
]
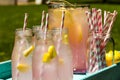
[
  {"left": 15, "top": 28, "right": 32, "bottom": 36},
  {"left": 16, "top": 28, "right": 32, "bottom": 31},
  {"left": 48, "top": 2, "right": 90, "bottom": 9}
]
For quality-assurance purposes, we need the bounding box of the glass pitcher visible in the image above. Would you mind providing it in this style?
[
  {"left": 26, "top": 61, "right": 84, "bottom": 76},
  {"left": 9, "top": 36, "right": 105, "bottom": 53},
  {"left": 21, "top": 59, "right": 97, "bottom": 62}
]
[
  {"left": 11, "top": 28, "right": 34, "bottom": 80},
  {"left": 48, "top": 0, "right": 90, "bottom": 73}
]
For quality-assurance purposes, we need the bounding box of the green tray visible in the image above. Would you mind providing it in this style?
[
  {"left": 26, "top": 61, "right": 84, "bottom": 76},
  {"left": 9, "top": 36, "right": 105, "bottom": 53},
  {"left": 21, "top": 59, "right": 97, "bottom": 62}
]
[{"left": 0, "top": 60, "right": 120, "bottom": 80}]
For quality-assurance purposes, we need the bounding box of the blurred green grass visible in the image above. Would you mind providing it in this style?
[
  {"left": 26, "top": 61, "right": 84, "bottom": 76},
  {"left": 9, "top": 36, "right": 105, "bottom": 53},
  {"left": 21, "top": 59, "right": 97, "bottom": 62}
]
[
  {"left": 0, "top": 4, "right": 120, "bottom": 62},
  {"left": 0, "top": 5, "right": 48, "bottom": 62}
]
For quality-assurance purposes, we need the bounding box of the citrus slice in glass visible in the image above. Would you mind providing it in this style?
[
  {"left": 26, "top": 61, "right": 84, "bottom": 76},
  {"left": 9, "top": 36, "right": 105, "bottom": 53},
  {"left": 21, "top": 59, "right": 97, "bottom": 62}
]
[
  {"left": 23, "top": 45, "right": 34, "bottom": 57},
  {"left": 42, "top": 52, "right": 51, "bottom": 63},
  {"left": 48, "top": 45, "right": 57, "bottom": 58},
  {"left": 17, "top": 63, "right": 30, "bottom": 72}
]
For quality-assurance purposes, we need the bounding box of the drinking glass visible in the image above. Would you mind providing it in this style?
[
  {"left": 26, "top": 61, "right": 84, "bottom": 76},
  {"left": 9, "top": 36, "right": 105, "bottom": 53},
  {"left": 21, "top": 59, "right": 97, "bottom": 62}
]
[
  {"left": 11, "top": 28, "right": 33, "bottom": 80},
  {"left": 52, "top": 28, "right": 73, "bottom": 80},
  {"left": 32, "top": 30, "right": 58, "bottom": 80},
  {"left": 87, "top": 33, "right": 115, "bottom": 73}
]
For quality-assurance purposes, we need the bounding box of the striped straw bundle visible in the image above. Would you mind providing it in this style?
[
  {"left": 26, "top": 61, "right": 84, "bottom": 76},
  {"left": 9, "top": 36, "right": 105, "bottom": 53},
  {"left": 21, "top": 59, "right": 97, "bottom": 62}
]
[{"left": 86, "top": 8, "right": 118, "bottom": 73}]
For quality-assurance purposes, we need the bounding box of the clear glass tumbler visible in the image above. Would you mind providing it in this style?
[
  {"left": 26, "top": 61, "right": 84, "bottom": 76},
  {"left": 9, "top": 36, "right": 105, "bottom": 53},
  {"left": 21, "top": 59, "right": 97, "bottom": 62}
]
[
  {"left": 11, "top": 28, "right": 34, "bottom": 80},
  {"left": 32, "top": 30, "right": 58, "bottom": 80},
  {"left": 87, "top": 32, "right": 115, "bottom": 73},
  {"left": 52, "top": 28, "right": 73, "bottom": 80}
]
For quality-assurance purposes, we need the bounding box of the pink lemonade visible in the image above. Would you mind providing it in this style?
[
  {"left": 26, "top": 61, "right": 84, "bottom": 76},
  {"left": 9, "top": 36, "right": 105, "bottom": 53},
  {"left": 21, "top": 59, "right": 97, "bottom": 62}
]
[
  {"left": 48, "top": 3, "right": 89, "bottom": 73},
  {"left": 11, "top": 28, "right": 33, "bottom": 80},
  {"left": 52, "top": 28, "right": 73, "bottom": 80},
  {"left": 32, "top": 30, "right": 58, "bottom": 80}
]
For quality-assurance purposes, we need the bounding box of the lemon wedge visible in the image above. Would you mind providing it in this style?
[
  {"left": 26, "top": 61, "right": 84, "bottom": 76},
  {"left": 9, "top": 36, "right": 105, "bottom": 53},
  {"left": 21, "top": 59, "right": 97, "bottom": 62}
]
[
  {"left": 106, "top": 50, "right": 120, "bottom": 66},
  {"left": 42, "top": 52, "right": 51, "bottom": 63},
  {"left": 17, "top": 64, "right": 29, "bottom": 72},
  {"left": 48, "top": 45, "right": 57, "bottom": 58},
  {"left": 62, "top": 34, "right": 69, "bottom": 44},
  {"left": 42, "top": 45, "right": 57, "bottom": 63},
  {"left": 23, "top": 45, "right": 34, "bottom": 57}
]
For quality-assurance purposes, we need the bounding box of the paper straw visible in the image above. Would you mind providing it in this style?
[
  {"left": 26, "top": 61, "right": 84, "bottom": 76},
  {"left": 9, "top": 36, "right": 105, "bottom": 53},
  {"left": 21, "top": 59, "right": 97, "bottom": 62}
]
[
  {"left": 86, "top": 8, "right": 99, "bottom": 73},
  {"left": 40, "top": 10, "right": 45, "bottom": 29},
  {"left": 103, "top": 13, "right": 113, "bottom": 34},
  {"left": 97, "top": 9, "right": 102, "bottom": 33},
  {"left": 87, "top": 9, "right": 118, "bottom": 73},
  {"left": 89, "top": 8, "right": 100, "bottom": 73},
  {"left": 60, "top": 10, "right": 65, "bottom": 36},
  {"left": 23, "top": 13, "right": 28, "bottom": 31},
  {"left": 44, "top": 13, "right": 49, "bottom": 40},
  {"left": 104, "top": 11, "right": 107, "bottom": 25},
  {"left": 104, "top": 11, "right": 118, "bottom": 42},
  {"left": 92, "top": 8, "right": 98, "bottom": 32},
  {"left": 86, "top": 11, "right": 93, "bottom": 31},
  {"left": 88, "top": 33, "right": 100, "bottom": 73},
  {"left": 106, "top": 11, "right": 118, "bottom": 34},
  {"left": 113, "top": 10, "right": 118, "bottom": 21}
]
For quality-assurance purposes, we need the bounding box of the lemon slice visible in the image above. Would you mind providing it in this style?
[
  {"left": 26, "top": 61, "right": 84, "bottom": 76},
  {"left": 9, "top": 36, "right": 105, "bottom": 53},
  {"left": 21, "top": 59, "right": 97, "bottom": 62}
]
[
  {"left": 106, "top": 50, "right": 120, "bottom": 66},
  {"left": 23, "top": 45, "right": 34, "bottom": 57},
  {"left": 17, "top": 64, "right": 29, "bottom": 72},
  {"left": 42, "top": 45, "right": 57, "bottom": 63},
  {"left": 42, "top": 52, "right": 51, "bottom": 63},
  {"left": 62, "top": 34, "right": 69, "bottom": 44},
  {"left": 48, "top": 45, "right": 57, "bottom": 58}
]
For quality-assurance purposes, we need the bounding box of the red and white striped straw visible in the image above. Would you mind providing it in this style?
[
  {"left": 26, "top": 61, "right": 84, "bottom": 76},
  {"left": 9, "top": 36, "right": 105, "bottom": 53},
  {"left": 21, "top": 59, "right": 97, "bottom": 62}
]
[
  {"left": 23, "top": 13, "right": 28, "bottom": 31},
  {"left": 104, "top": 11, "right": 107, "bottom": 26},
  {"left": 92, "top": 8, "right": 98, "bottom": 32},
  {"left": 86, "top": 11, "right": 93, "bottom": 31},
  {"left": 106, "top": 10, "right": 118, "bottom": 34},
  {"left": 113, "top": 10, "right": 118, "bottom": 21},
  {"left": 60, "top": 10, "right": 65, "bottom": 36},
  {"left": 89, "top": 8, "right": 100, "bottom": 73},
  {"left": 40, "top": 10, "right": 45, "bottom": 29},
  {"left": 44, "top": 13, "right": 49, "bottom": 40},
  {"left": 86, "top": 9, "right": 98, "bottom": 73},
  {"left": 103, "top": 12, "right": 113, "bottom": 34},
  {"left": 97, "top": 9, "right": 102, "bottom": 33},
  {"left": 87, "top": 8, "right": 118, "bottom": 73}
]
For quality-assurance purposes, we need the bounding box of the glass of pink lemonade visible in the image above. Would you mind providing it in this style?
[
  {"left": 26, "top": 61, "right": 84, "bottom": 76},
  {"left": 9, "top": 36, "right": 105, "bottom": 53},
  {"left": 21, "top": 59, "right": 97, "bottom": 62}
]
[
  {"left": 48, "top": 1, "right": 90, "bottom": 73},
  {"left": 32, "top": 30, "right": 58, "bottom": 80},
  {"left": 52, "top": 28, "right": 73, "bottom": 80},
  {"left": 11, "top": 28, "right": 34, "bottom": 80}
]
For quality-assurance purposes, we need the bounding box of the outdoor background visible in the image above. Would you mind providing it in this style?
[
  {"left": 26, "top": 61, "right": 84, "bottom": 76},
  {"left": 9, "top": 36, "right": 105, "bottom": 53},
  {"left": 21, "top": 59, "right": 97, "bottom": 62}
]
[{"left": 0, "top": 0, "right": 120, "bottom": 62}]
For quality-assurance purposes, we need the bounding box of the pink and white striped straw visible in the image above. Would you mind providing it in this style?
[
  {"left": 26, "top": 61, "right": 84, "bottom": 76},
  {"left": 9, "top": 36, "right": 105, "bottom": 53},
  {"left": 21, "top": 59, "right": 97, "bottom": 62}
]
[
  {"left": 86, "top": 11, "right": 93, "bottom": 31},
  {"left": 97, "top": 9, "right": 102, "bottom": 33},
  {"left": 40, "top": 10, "right": 45, "bottom": 29},
  {"left": 86, "top": 9, "right": 99, "bottom": 73},
  {"left": 23, "top": 13, "right": 28, "bottom": 31},
  {"left": 92, "top": 8, "right": 98, "bottom": 32},
  {"left": 106, "top": 10, "right": 118, "bottom": 35},
  {"left": 60, "top": 10, "right": 65, "bottom": 36},
  {"left": 44, "top": 13, "right": 49, "bottom": 40},
  {"left": 104, "top": 11, "right": 107, "bottom": 25},
  {"left": 103, "top": 12, "right": 113, "bottom": 34},
  {"left": 86, "top": 8, "right": 118, "bottom": 73}
]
